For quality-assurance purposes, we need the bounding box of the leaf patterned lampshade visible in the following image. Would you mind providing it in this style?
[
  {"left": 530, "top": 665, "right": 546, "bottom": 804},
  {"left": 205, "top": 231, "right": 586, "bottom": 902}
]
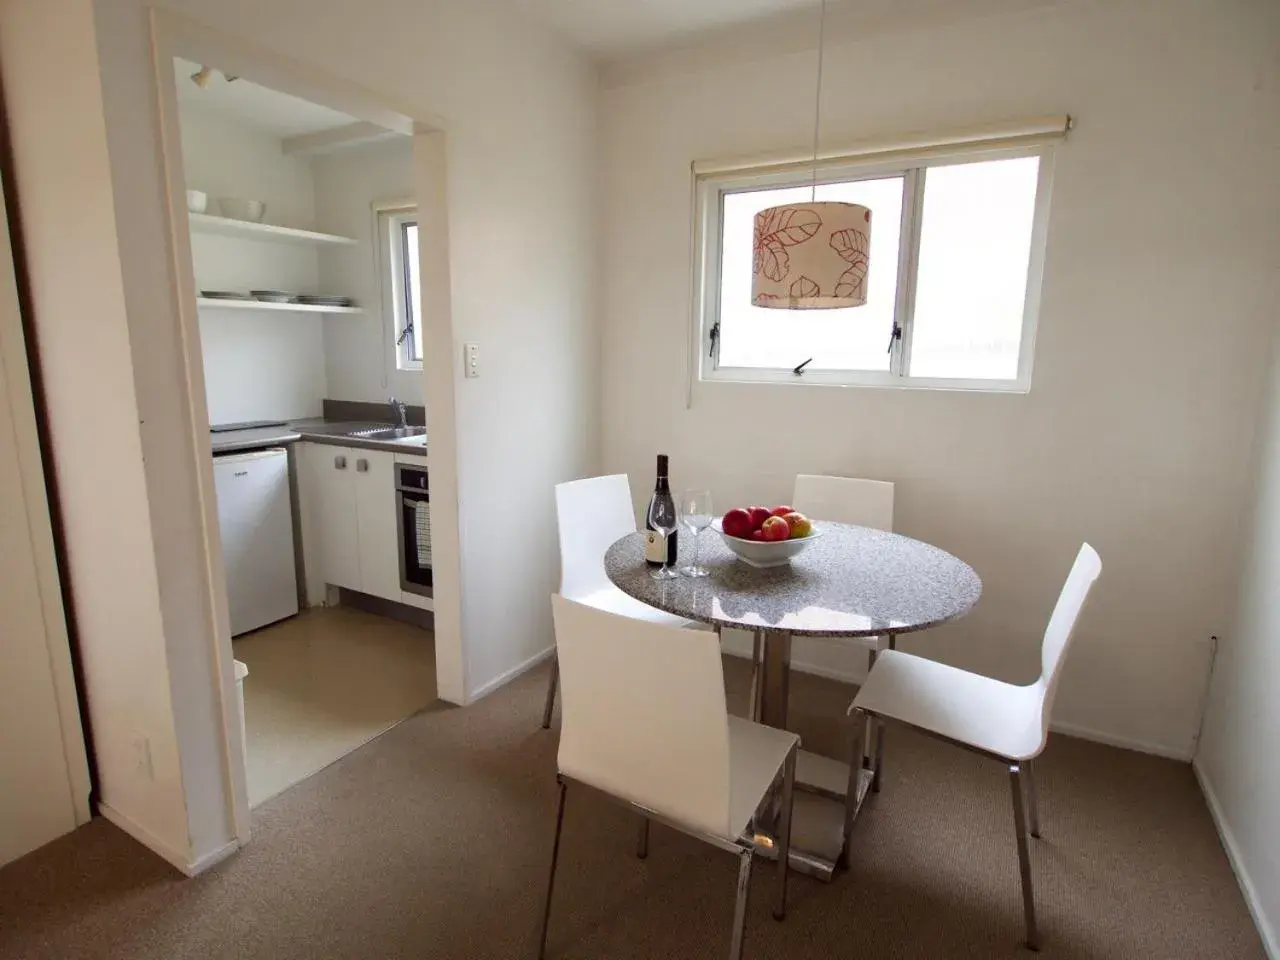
[{"left": 751, "top": 201, "right": 872, "bottom": 309}]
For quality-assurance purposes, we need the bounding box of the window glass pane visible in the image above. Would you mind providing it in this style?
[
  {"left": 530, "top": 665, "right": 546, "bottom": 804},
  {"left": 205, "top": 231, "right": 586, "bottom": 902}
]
[
  {"left": 908, "top": 157, "right": 1039, "bottom": 381},
  {"left": 718, "top": 176, "right": 903, "bottom": 372},
  {"left": 404, "top": 222, "right": 422, "bottom": 361}
]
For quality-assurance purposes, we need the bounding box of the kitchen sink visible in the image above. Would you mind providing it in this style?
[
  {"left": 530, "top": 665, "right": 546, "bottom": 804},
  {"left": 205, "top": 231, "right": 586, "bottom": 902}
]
[{"left": 347, "top": 426, "right": 427, "bottom": 441}]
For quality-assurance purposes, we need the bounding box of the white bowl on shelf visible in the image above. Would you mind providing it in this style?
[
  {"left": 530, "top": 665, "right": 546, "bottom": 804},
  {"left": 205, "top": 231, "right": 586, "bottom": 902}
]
[
  {"left": 711, "top": 518, "right": 821, "bottom": 568},
  {"left": 217, "top": 197, "right": 266, "bottom": 222},
  {"left": 186, "top": 189, "right": 208, "bottom": 214}
]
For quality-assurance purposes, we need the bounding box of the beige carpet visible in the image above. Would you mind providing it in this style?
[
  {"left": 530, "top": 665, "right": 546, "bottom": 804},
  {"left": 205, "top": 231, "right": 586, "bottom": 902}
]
[
  {"left": 0, "top": 657, "right": 1264, "bottom": 960},
  {"left": 233, "top": 607, "right": 436, "bottom": 807}
]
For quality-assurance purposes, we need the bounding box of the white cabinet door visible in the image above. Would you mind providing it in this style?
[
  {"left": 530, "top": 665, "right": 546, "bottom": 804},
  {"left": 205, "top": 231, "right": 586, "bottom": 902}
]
[
  {"left": 353, "top": 449, "right": 400, "bottom": 602},
  {"left": 0, "top": 181, "right": 87, "bottom": 864},
  {"left": 303, "top": 444, "right": 361, "bottom": 592}
]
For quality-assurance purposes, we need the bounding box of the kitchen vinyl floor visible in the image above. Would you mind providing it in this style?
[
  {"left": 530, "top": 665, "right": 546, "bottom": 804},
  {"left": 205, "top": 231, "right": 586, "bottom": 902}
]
[{"left": 233, "top": 606, "right": 436, "bottom": 807}]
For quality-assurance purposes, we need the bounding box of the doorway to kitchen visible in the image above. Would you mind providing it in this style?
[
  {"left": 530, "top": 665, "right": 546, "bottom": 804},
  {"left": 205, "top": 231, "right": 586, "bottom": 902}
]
[{"left": 170, "top": 56, "right": 437, "bottom": 808}]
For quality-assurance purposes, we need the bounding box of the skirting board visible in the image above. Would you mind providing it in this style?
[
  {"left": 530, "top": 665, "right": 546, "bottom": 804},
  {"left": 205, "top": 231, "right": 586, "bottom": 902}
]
[
  {"left": 1194, "top": 760, "right": 1279, "bottom": 959},
  {"left": 720, "top": 633, "right": 1196, "bottom": 761},
  {"left": 468, "top": 646, "right": 555, "bottom": 704},
  {"left": 99, "top": 802, "right": 240, "bottom": 877}
]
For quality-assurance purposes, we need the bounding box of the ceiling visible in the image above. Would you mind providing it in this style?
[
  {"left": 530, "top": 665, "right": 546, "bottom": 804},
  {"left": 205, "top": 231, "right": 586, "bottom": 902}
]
[
  {"left": 512, "top": 0, "right": 819, "bottom": 57},
  {"left": 173, "top": 58, "right": 357, "bottom": 139},
  {"left": 514, "top": 0, "right": 1071, "bottom": 59}
]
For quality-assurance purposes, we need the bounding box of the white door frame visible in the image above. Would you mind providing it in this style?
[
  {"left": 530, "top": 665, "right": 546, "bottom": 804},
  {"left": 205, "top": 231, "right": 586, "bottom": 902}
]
[{"left": 148, "top": 9, "right": 467, "bottom": 849}]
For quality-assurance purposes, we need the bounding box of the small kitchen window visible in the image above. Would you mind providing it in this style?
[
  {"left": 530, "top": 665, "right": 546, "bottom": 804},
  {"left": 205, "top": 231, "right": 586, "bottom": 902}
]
[
  {"left": 379, "top": 205, "right": 422, "bottom": 369},
  {"left": 694, "top": 122, "right": 1067, "bottom": 393}
]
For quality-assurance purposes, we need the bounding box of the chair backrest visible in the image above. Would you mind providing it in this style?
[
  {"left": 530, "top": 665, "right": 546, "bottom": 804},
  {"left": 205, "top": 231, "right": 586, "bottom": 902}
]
[
  {"left": 551, "top": 594, "right": 732, "bottom": 839},
  {"left": 793, "top": 475, "right": 894, "bottom": 531},
  {"left": 1035, "top": 542, "right": 1102, "bottom": 736},
  {"left": 555, "top": 474, "right": 637, "bottom": 600}
]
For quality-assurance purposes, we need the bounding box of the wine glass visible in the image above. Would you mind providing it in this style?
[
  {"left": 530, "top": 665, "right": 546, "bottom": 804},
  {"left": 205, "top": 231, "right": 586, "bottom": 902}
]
[
  {"left": 647, "top": 492, "right": 680, "bottom": 580},
  {"left": 680, "top": 490, "right": 714, "bottom": 578}
]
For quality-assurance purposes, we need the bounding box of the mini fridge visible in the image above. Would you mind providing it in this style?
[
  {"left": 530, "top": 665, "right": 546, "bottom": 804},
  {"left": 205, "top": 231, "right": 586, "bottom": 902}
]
[{"left": 213, "top": 448, "right": 299, "bottom": 636}]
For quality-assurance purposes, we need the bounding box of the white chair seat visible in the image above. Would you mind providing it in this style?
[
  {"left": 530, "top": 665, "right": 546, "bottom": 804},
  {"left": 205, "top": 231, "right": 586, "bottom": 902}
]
[
  {"left": 727, "top": 716, "right": 801, "bottom": 838},
  {"left": 576, "top": 585, "right": 697, "bottom": 629},
  {"left": 852, "top": 649, "right": 1045, "bottom": 761}
]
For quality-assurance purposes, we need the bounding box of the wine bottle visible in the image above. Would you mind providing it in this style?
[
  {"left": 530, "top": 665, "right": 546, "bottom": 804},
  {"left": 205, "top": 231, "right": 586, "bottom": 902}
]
[{"left": 644, "top": 454, "right": 678, "bottom": 567}]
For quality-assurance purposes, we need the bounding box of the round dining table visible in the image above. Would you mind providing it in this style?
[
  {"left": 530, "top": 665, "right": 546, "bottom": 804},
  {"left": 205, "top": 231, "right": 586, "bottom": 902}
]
[{"left": 604, "top": 521, "right": 981, "bottom": 880}]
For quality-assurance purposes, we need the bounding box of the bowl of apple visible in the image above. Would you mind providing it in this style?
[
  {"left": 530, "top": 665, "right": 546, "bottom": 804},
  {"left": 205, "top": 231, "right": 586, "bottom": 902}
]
[{"left": 712, "top": 505, "right": 820, "bottom": 568}]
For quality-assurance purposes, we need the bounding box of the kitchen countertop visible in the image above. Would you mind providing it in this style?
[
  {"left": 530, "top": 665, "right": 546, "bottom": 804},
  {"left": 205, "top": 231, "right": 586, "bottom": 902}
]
[{"left": 211, "top": 419, "right": 428, "bottom": 457}]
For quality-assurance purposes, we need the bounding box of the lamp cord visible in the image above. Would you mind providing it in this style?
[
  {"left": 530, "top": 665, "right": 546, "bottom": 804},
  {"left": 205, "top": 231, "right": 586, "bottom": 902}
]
[{"left": 810, "top": 0, "right": 827, "bottom": 202}]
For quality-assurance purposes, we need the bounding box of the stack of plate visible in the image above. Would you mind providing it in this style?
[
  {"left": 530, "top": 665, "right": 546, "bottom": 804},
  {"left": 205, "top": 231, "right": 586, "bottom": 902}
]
[
  {"left": 295, "top": 295, "right": 355, "bottom": 308},
  {"left": 250, "top": 290, "right": 298, "bottom": 304},
  {"left": 201, "top": 290, "right": 254, "bottom": 301}
]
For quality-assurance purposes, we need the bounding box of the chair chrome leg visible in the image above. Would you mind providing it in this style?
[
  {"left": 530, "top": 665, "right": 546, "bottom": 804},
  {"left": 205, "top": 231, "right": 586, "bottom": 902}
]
[
  {"left": 1026, "top": 758, "right": 1041, "bottom": 839},
  {"left": 748, "top": 630, "right": 762, "bottom": 722},
  {"left": 636, "top": 816, "right": 650, "bottom": 859},
  {"left": 541, "top": 656, "right": 559, "bottom": 729},
  {"left": 729, "top": 848, "right": 754, "bottom": 960},
  {"left": 872, "top": 716, "right": 885, "bottom": 793},
  {"left": 871, "top": 635, "right": 895, "bottom": 793},
  {"left": 840, "top": 709, "right": 869, "bottom": 868},
  {"left": 1009, "top": 764, "right": 1040, "bottom": 952},
  {"left": 537, "top": 780, "right": 568, "bottom": 960},
  {"left": 773, "top": 748, "right": 796, "bottom": 920}
]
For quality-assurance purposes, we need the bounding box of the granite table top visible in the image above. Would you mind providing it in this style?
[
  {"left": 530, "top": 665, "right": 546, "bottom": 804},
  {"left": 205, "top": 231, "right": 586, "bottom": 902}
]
[{"left": 604, "top": 522, "right": 981, "bottom": 638}]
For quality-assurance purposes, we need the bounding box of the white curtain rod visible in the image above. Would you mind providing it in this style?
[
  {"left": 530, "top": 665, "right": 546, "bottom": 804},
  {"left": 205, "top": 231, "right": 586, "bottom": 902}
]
[{"left": 693, "top": 114, "right": 1073, "bottom": 177}]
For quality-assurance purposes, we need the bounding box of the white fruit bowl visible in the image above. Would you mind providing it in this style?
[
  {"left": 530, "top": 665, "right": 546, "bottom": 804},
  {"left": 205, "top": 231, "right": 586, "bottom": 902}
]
[{"left": 712, "top": 519, "right": 821, "bottom": 569}]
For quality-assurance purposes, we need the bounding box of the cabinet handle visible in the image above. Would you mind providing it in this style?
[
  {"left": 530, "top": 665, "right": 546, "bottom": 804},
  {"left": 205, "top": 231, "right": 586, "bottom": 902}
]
[
  {"left": 356, "top": 458, "right": 369, "bottom": 473},
  {"left": 334, "top": 455, "right": 347, "bottom": 470}
]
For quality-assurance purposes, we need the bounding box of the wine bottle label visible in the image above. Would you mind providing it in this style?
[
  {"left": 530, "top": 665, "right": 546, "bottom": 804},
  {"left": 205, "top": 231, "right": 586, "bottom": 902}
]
[{"left": 644, "top": 530, "right": 667, "bottom": 564}]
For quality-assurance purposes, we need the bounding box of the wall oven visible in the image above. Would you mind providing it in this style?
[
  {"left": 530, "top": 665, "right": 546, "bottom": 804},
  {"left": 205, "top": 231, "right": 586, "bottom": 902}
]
[{"left": 395, "top": 463, "right": 432, "bottom": 598}]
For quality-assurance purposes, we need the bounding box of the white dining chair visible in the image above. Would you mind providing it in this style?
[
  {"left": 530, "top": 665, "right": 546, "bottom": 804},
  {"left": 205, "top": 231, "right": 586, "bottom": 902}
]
[
  {"left": 542, "top": 474, "right": 697, "bottom": 729},
  {"left": 744, "top": 475, "right": 894, "bottom": 722},
  {"left": 847, "top": 543, "right": 1102, "bottom": 951},
  {"left": 539, "top": 595, "right": 799, "bottom": 960}
]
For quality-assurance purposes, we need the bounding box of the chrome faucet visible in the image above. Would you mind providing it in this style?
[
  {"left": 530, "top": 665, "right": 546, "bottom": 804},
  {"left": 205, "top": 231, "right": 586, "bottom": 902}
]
[{"left": 389, "top": 395, "right": 408, "bottom": 428}]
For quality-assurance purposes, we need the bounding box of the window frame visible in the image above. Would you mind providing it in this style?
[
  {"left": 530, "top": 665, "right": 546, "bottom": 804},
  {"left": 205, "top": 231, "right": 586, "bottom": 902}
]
[
  {"left": 693, "top": 143, "right": 1056, "bottom": 393},
  {"left": 377, "top": 205, "right": 422, "bottom": 370}
]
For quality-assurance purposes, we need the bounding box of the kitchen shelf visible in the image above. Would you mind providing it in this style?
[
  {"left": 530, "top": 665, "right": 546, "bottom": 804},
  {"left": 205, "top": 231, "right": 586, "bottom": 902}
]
[
  {"left": 196, "top": 297, "right": 363, "bottom": 315},
  {"left": 189, "top": 212, "right": 357, "bottom": 246}
]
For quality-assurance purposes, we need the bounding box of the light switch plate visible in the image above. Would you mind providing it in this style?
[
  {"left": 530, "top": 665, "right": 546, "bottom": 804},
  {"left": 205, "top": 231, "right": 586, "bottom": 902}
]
[{"left": 463, "top": 342, "right": 480, "bottom": 378}]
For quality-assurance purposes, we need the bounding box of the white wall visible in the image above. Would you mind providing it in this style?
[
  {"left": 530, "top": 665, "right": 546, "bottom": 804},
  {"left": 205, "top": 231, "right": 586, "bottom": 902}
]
[
  {"left": 312, "top": 138, "right": 422, "bottom": 406},
  {"left": 1197, "top": 322, "right": 1280, "bottom": 957},
  {"left": 178, "top": 106, "right": 328, "bottom": 423},
  {"left": 1196, "top": 3, "right": 1280, "bottom": 923},
  {"left": 196, "top": 311, "right": 326, "bottom": 423},
  {"left": 599, "top": 0, "right": 1280, "bottom": 758}
]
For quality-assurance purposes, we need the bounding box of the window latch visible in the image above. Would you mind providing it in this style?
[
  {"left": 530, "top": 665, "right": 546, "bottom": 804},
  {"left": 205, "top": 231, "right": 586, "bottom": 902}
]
[
  {"left": 792, "top": 358, "right": 813, "bottom": 376},
  {"left": 708, "top": 321, "right": 720, "bottom": 359},
  {"left": 396, "top": 323, "right": 414, "bottom": 347},
  {"left": 887, "top": 322, "right": 902, "bottom": 355}
]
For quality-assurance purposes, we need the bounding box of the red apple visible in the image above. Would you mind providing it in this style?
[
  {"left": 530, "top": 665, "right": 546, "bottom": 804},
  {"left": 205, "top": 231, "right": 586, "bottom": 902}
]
[
  {"left": 783, "top": 512, "right": 812, "bottom": 539},
  {"left": 760, "top": 516, "right": 791, "bottom": 542},
  {"left": 748, "top": 530, "right": 767, "bottom": 542},
  {"left": 721, "top": 508, "right": 753, "bottom": 539},
  {"left": 747, "top": 506, "right": 772, "bottom": 530},
  {"left": 771, "top": 505, "right": 794, "bottom": 518}
]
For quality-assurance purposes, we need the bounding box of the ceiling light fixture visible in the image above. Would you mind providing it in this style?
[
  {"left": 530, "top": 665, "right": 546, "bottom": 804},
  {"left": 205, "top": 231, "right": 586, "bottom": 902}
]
[{"left": 750, "top": 0, "right": 871, "bottom": 310}]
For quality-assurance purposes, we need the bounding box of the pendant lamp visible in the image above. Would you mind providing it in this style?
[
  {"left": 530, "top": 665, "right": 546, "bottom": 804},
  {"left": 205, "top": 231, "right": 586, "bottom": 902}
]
[{"left": 751, "top": 0, "right": 871, "bottom": 309}]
